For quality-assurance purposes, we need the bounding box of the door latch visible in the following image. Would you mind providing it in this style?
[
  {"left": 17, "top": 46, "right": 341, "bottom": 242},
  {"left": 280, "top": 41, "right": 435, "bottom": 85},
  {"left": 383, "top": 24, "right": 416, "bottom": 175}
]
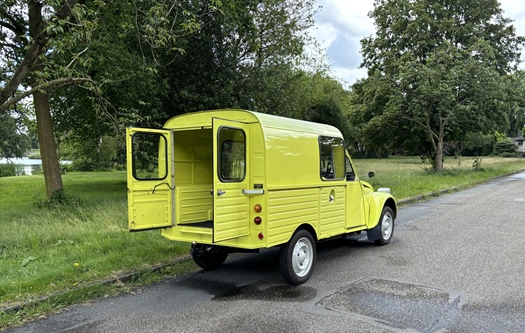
[{"left": 217, "top": 189, "right": 226, "bottom": 196}]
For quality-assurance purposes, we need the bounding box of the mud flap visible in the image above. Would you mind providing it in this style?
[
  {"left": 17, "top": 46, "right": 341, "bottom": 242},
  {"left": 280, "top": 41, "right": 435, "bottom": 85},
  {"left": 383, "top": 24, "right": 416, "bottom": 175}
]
[{"left": 366, "top": 223, "right": 382, "bottom": 242}]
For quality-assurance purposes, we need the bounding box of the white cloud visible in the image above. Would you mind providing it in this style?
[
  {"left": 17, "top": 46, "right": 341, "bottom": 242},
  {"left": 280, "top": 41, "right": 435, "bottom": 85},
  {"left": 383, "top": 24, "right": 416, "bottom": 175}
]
[
  {"left": 310, "top": 0, "right": 374, "bottom": 86},
  {"left": 313, "top": 0, "right": 525, "bottom": 87}
]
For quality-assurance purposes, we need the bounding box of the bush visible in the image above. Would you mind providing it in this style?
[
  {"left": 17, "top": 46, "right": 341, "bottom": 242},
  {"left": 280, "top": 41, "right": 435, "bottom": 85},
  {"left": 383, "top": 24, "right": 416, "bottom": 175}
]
[
  {"left": 493, "top": 139, "right": 518, "bottom": 156},
  {"left": 472, "top": 157, "right": 484, "bottom": 171},
  {"left": 500, "top": 152, "right": 519, "bottom": 158},
  {"left": 31, "top": 164, "right": 42, "bottom": 175},
  {"left": 60, "top": 163, "right": 74, "bottom": 173},
  {"left": 33, "top": 190, "right": 82, "bottom": 208},
  {"left": 27, "top": 151, "right": 41, "bottom": 159},
  {"left": 0, "top": 163, "right": 24, "bottom": 177}
]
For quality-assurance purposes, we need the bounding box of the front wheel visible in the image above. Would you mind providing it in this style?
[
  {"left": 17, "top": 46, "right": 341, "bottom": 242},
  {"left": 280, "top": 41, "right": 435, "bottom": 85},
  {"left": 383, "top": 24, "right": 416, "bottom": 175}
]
[
  {"left": 374, "top": 206, "right": 395, "bottom": 245},
  {"left": 279, "top": 229, "right": 316, "bottom": 285}
]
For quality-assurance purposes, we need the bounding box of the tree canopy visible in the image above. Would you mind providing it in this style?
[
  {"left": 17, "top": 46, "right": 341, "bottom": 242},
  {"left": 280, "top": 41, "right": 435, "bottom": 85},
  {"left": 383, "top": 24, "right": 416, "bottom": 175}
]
[
  {"left": 0, "top": 0, "right": 354, "bottom": 194},
  {"left": 0, "top": 0, "right": 221, "bottom": 195},
  {"left": 351, "top": 0, "right": 525, "bottom": 171}
]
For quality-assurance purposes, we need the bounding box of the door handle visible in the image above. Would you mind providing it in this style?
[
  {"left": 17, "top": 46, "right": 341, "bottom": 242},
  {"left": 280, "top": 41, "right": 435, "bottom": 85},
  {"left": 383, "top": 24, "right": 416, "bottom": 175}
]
[{"left": 217, "top": 190, "right": 226, "bottom": 196}]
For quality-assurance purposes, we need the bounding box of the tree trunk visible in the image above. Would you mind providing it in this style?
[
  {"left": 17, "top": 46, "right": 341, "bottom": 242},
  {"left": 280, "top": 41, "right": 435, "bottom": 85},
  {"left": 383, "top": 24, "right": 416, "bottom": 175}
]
[
  {"left": 434, "top": 140, "right": 444, "bottom": 173},
  {"left": 33, "top": 90, "right": 63, "bottom": 198},
  {"left": 27, "top": 0, "right": 65, "bottom": 198}
]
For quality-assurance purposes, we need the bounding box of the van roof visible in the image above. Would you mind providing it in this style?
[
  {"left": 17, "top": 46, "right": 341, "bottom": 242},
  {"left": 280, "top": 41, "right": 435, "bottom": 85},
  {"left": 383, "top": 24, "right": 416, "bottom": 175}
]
[{"left": 164, "top": 109, "right": 343, "bottom": 138}]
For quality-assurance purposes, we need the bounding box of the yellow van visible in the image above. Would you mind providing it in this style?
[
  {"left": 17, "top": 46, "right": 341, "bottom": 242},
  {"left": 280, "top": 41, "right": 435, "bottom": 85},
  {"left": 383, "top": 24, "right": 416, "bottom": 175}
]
[{"left": 127, "top": 109, "right": 397, "bottom": 284}]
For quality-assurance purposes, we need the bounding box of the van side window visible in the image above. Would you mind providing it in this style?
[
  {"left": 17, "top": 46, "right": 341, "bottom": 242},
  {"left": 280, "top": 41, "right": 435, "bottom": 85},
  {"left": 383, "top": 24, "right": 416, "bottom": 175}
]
[
  {"left": 218, "top": 127, "right": 246, "bottom": 181},
  {"left": 319, "top": 136, "right": 345, "bottom": 180},
  {"left": 131, "top": 132, "right": 168, "bottom": 180}
]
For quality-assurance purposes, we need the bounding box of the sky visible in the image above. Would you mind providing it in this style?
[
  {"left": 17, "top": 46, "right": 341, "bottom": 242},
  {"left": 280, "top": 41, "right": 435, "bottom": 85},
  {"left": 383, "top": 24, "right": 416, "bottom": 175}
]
[{"left": 311, "top": 0, "right": 525, "bottom": 87}]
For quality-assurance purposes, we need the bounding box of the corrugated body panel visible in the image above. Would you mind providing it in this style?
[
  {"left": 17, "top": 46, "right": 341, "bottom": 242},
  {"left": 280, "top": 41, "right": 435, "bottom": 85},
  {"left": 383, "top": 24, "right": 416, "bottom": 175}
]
[
  {"left": 214, "top": 189, "right": 249, "bottom": 241},
  {"left": 130, "top": 190, "right": 170, "bottom": 230},
  {"left": 267, "top": 188, "right": 319, "bottom": 246},
  {"left": 319, "top": 186, "right": 346, "bottom": 238},
  {"left": 177, "top": 185, "right": 212, "bottom": 224}
]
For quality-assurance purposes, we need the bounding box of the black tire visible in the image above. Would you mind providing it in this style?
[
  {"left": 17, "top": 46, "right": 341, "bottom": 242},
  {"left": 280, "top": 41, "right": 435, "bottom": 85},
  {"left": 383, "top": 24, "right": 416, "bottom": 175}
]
[
  {"left": 192, "top": 248, "right": 228, "bottom": 270},
  {"left": 279, "top": 229, "right": 316, "bottom": 285},
  {"left": 374, "top": 206, "right": 395, "bottom": 245}
]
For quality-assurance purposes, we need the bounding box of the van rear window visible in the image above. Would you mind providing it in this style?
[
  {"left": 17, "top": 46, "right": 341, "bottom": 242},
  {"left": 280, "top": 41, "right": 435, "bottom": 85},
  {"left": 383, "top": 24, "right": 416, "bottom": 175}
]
[
  {"left": 218, "top": 127, "right": 246, "bottom": 182},
  {"left": 131, "top": 132, "right": 168, "bottom": 180}
]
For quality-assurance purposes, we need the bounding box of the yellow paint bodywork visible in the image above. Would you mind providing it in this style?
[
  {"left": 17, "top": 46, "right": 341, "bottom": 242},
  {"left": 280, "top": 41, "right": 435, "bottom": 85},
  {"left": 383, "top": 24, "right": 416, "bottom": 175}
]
[{"left": 126, "top": 109, "right": 397, "bottom": 249}]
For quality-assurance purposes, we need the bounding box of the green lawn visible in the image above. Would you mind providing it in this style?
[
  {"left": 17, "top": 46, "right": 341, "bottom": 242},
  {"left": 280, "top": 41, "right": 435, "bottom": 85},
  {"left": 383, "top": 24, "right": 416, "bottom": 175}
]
[
  {"left": 1, "top": 156, "right": 524, "bottom": 328},
  {"left": 0, "top": 172, "right": 191, "bottom": 328},
  {"left": 353, "top": 156, "right": 525, "bottom": 201}
]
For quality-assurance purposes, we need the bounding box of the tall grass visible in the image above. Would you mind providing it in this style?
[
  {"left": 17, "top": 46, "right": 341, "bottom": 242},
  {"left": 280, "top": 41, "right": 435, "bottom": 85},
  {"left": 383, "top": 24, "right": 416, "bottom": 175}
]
[{"left": 0, "top": 172, "right": 190, "bottom": 312}]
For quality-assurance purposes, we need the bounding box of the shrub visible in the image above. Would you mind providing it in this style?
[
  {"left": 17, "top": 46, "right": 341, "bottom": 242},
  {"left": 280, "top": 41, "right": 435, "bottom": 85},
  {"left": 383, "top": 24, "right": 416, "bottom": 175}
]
[
  {"left": 493, "top": 139, "right": 518, "bottom": 156},
  {"left": 472, "top": 157, "right": 484, "bottom": 171},
  {"left": 0, "top": 163, "right": 24, "bottom": 177},
  {"left": 500, "top": 152, "right": 519, "bottom": 158},
  {"left": 33, "top": 190, "right": 82, "bottom": 208},
  {"left": 27, "top": 151, "right": 41, "bottom": 159}
]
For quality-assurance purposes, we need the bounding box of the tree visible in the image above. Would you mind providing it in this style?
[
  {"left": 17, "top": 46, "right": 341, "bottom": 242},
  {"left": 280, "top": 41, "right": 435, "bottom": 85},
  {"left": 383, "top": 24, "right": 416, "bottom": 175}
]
[
  {"left": 0, "top": 112, "right": 30, "bottom": 158},
  {"left": 506, "top": 71, "right": 525, "bottom": 137},
  {"left": 0, "top": 0, "right": 218, "bottom": 197},
  {"left": 0, "top": 1, "right": 84, "bottom": 197},
  {"left": 462, "top": 132, "right": 495, "bottom": 156},
  {"left": 348, "top": 76, "right": 403, "bottom": 157},
  {"left": 302, "top": 74, "right": 353, "bottom": 141},
  {"left": 355, "top": 0, "right": 524, "bottom": 171},
  {"left": 160, "top": 0, "right": 320, "bottom": 119}
]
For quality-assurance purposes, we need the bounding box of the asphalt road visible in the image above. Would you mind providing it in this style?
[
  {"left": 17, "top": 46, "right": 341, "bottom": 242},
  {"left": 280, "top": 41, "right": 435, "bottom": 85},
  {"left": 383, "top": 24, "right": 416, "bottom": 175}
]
[{"left": 6, "top": 172, "right": 525, "bottom": 333}]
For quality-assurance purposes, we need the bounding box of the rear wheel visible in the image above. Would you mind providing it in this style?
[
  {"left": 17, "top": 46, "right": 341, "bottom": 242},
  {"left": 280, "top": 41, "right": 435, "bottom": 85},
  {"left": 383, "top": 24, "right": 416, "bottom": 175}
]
[
  {"left": 191, "top": 244, "right": 228, "bottom": 270},
  {"left": 279, "top": 229, "right": 316, "bottom": 285},
  {"left": 374, "top": 206, "right": 394, "bottom": 245}
]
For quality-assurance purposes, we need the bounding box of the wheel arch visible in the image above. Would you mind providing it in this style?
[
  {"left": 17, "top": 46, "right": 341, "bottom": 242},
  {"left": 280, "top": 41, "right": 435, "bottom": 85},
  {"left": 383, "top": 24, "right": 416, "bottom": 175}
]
[
  {"left": 385, "top": 197, "right": 397, "bottom": 218},
  {"left": 367, "top": 192, "right": 397, "bottom": 229},
  {"left": 293, "top": 223, "right": 318, "bottom": 242}
]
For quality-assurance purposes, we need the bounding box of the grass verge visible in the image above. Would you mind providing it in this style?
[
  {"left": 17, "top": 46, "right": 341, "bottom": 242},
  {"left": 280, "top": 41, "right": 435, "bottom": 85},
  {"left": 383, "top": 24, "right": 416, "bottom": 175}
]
[
  {"left": 1, "top": 157, "right": 524, "bottom": 328},
  {"left": 353, "top": 156, "right": 525, "bottom": 201},
  {"left": 0, "top": 172, "right": 194, "bottom": 329}
]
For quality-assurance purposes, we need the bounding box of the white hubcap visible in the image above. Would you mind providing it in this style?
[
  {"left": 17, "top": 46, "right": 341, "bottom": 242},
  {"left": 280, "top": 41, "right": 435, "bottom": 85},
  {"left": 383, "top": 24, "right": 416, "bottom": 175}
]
[
  {"left": 381, "top": 212, "right": 393, "bottom": 240},
  {"left": 292, "top": 237, "right": 313, "bottom": 277}
]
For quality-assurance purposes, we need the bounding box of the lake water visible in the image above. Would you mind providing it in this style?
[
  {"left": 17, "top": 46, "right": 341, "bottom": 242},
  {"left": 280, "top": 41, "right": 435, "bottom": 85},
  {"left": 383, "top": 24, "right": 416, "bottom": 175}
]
[{"left": 0, "top": 157, "right": 71, "bottom": 175}]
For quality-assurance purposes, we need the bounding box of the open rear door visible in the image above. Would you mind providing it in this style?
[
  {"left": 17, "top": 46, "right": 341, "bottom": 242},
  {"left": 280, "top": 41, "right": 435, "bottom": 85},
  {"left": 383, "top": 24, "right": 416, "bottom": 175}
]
[
  {"left": 126, "top": 128, "right": 174, "bottom": 231},
  {"left": 212, "top": 119, "right": 250, "bottom": 242}
]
